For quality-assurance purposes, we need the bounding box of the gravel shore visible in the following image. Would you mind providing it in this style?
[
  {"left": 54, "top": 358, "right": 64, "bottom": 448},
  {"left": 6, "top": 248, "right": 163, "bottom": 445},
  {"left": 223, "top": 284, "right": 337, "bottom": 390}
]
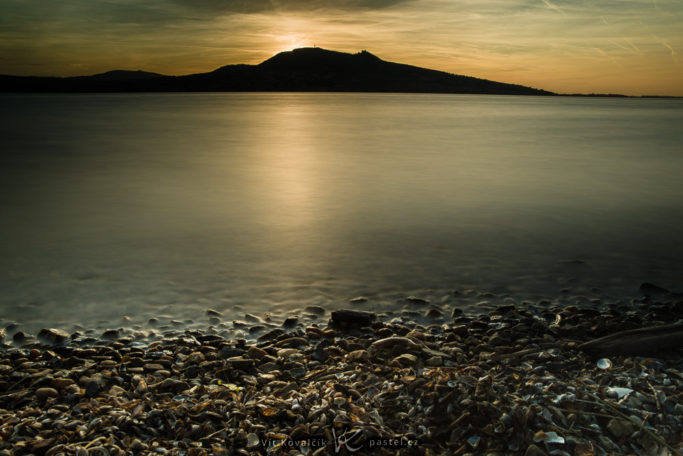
[{"left": 1, "top": 291, "right": 681, "bottom": 456}]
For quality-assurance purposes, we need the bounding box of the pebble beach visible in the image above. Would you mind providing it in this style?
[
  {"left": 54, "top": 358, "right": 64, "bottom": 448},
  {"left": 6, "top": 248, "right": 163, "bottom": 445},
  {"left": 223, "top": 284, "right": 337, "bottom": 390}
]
[{"left": 1, "top": 285, "right": 682, "bottom": 456}]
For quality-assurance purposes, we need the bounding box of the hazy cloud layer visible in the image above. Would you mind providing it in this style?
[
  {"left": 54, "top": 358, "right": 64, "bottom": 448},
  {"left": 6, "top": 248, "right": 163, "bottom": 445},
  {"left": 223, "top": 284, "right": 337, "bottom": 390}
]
[
  {"left": 170, "top": 0, "right": 412, "bottom": 13},
  {"left": 1, "top": 0, "right": 681, "bottom": 94}
]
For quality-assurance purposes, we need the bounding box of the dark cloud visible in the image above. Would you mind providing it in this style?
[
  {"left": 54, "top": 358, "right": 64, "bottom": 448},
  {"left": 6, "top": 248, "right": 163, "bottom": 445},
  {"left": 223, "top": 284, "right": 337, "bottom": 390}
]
[
  {"left": 0, "top": 0, "right": 185, "bottom": 30},
  {"left": 169, "top": 0, "right": 411, "bottom": 14}
]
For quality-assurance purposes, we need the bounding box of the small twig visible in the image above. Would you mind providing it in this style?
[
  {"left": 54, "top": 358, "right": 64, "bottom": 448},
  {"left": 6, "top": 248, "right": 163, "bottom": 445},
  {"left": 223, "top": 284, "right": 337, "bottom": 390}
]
[
  {"left": 206, "top": 427, "right": 229, "bottom": 439},
  {"left": 638, "top": 411, "right": 650, "bottom": 435},
  {"left": 446, "top": 411, "right": 470, "bottom": 432},
  {"left": 84, "top": 436, "right": 106, "bottom": 449},
  {"left": 4, "top": 376, "right": 32, "bottom": 393},
  {"left": 648, "top": 382, "right": 662, "bottom": 413},
  {"left": 452, "top": 444, "right": 467, "bottom": 455}
]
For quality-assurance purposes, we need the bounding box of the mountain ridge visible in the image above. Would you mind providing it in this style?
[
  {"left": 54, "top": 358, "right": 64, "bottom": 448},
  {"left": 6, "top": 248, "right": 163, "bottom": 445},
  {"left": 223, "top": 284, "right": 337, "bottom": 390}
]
[{"left": 1, "top": 47, "right": 553, "bottom": 95}]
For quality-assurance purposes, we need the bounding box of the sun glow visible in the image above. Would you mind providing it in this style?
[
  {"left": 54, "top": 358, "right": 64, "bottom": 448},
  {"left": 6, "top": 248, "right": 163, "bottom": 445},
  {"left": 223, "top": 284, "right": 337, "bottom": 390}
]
[{"left": 276, "top": 33, "right": 310, "bottom": 53}]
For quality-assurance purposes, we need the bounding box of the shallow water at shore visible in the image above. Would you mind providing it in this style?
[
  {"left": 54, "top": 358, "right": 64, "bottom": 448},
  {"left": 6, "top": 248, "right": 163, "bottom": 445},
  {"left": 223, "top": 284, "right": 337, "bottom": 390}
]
[{"left": 1, "top": 93, "right": 682, "bottom": 332}]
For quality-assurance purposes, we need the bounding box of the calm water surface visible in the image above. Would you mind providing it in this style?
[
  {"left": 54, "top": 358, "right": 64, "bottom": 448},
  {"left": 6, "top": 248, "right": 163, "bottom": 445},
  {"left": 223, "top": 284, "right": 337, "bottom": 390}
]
[{"left": 1, "top": 93, "right": 682, "bottom": 332}]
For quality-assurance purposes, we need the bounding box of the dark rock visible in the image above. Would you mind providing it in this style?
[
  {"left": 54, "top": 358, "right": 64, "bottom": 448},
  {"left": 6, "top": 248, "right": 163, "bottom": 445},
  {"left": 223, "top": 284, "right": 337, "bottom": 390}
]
[
  {"left": 305, "top": 306, "right": 326, "bottom": 314},
  {"left": 495, "top": 304, "right": 516, "bottom": 314},
  {"left": 246, "top": 346, "right": 268, "bottom": 360},
  {"left": 405, "top": 296, "right": 429, "bottom": 305},
  {"left": 259, "top": 361, "right": 279, "bottom": 373},
  {"left": 283, "top": 317, "right": 298, "bottom": 327},
  {"left": 101, "top": 329, "right": 119, "bottom": 340},
  {"left": 425, "top": 355, "right": 442, "bottom": 366},
  {"left": 311, "top": 347, "right": 329, "bottom": 362},
  {"left": 218, "top": 345, "right": 246, "bottom": 358},
  {"left": 85, "top": 380, "right": 101, "bottom": 398},
  {"left": 61, "top": 357, "right": 86, "bottom": 368},
  {"left": 261, "top": 355, "right": 278, "bottom": 364},
  {"left": 451, "top": 325, "right": 468, "bottom": 337},
  {"left": 244, "top": 313, "right": 262, "bottom": 323},
  {"left": 488, "top": 332, "right": 511, "bottom": 346},
  {"left": 347, "top": 349, "right": 370, "bottom": 362},
  {"left": 468, "top": 321, "right": 490, "bottom": 331},
  {"left": 274, "top": 337, "right": 308, "bottom": 348},
  {"left": 38, "top": 328, "right": 69, "bottom": 344},
  {"left": 12, "top": 331, "right": 28, "bottom": 342},
  {"left": 330, "top": 309, "right": 376, "bottom": 329},
  {"left": 606, "top": 418, "right": 636, "bottom": 440},
  {"left": 258, "top": 328, "right": 285, "bottom": 342},
  {"left": 288, "top": 367, "right": 307, "bottom": 378},
  {"left": 315, "top": 338, "right": 333, "bottom": 349},
  {"left": 154, "top": 378, "right": 190, "bottom": 393},
  {"left": 125, "top": 357, "right": 144, "bottom": 368},
  {"left": 424, "top": 309, "right": 442, "bottom": 319},
  {"left": 375, "top": 327, "right": 394, "bottom": 338},
  {"left": 391, "top": 353, "right": 418, "bottom": 367},
  {"left": 196, "top": 334, "right": 223, "bottom": 343},
  {"left": 186, "top": 351, "right": 205, "bottom": 364},
  {"left": 185, "top": 365, "right": 200, "bottom": 378},
  {"left": 227, "top": 357, "right": 255, "bottom": 370},
  {"left": 206, "top": 309, "right": 222, "bottom": 317}
]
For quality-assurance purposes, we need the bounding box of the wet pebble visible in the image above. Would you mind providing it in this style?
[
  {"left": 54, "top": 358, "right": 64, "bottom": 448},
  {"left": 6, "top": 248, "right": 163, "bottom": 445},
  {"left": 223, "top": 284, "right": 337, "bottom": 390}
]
[
  {"left": 247, "top": 346, "right": 268, "bottom": 360},
  {"left": 35, "top": 387, "right": 58, "bottom": 400},
  {"left": 37, "top": 328, "right": 69, "bottom": 344}
]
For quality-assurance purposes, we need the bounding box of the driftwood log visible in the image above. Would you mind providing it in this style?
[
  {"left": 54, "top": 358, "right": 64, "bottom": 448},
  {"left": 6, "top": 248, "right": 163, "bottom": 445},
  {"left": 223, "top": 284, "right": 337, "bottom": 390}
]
[{"left": 578, "top": 323, "right": 683, "bottom": 357}]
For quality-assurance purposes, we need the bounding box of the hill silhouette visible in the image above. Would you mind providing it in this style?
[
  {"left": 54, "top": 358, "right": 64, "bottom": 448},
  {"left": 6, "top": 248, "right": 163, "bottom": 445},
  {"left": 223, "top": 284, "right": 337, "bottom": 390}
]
[{"left": 0, "top": 48, "right": 552, "bottom": 95}]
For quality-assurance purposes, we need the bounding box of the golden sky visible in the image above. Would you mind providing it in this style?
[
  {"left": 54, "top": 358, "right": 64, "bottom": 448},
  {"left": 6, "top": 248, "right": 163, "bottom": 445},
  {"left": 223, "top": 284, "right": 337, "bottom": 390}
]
[{"left": 1, "top": 0, "right": 682, "bottom": 95}]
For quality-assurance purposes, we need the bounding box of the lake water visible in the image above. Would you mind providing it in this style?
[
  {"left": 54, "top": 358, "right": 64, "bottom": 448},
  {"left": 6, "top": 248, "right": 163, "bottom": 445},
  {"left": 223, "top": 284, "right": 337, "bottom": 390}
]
[{"left": 1, "top": 93, "right": 682, "bottom": 334}]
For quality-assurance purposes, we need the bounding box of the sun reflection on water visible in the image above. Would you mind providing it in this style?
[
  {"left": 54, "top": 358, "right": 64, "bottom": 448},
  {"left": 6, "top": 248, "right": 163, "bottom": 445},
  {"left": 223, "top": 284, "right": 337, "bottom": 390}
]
[{"left": 253, "top": 101, "right": 321, "bottom": 229}]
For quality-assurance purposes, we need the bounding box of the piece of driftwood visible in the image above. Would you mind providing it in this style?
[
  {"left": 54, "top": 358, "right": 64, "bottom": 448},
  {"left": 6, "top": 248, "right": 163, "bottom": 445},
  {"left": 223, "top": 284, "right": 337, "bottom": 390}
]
[{"left": 578, "top": 323, "right": 683, "bottom": 357}]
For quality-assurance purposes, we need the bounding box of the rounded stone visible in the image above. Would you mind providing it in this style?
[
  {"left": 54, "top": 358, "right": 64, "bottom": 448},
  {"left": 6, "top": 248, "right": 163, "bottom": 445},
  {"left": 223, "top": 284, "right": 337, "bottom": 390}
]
[
  {"left": 35, "top": 387, "right": 59, "bottom": 400},
  {"left": 51, "top": 378, "right": 76, "bottom": 390}
]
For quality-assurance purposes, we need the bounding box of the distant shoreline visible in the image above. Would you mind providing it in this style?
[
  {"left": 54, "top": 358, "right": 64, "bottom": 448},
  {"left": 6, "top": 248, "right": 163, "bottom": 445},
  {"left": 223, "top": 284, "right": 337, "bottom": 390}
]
[
  {"left": 1, "top": 88, "right": 679, "bottom": 98},
  {"left": 0, "top": 47, "right": 552, "bottom": 96},
  {"left": 3, "top": 48, "right": 680, "bottom": 97}
]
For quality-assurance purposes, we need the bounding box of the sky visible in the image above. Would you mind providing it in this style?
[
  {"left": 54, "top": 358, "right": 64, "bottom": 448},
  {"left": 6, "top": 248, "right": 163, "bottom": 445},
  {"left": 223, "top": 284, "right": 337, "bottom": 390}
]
[{"left": 1, "top": 0, "right": 682, "bottom": 95}]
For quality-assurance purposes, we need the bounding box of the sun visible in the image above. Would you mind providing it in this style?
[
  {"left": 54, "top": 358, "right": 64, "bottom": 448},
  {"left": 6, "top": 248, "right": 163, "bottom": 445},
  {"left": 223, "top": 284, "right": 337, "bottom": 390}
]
[{"left": 276, "top": 33, "right": 310, "bottom": 52}]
